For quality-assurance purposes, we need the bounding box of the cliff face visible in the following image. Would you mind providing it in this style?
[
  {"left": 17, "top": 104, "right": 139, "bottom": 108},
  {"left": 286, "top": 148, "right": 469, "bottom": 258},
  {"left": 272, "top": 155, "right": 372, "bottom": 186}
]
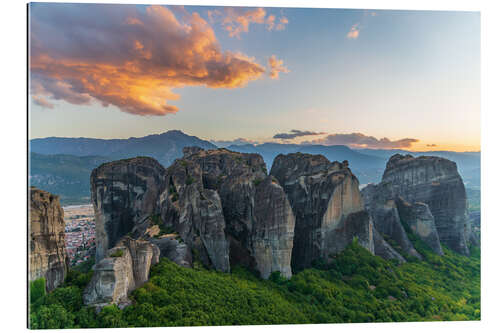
[
  {"left": 252, "top": 176, "right": 295, "bottom": 279},
  {"left": 361, "top": 184, "right": 422, "bottom": 259},
  {"left": 382, "top": 154, "right": 470, "bottom": 255},
  {"left": 270, "top": 154, "right": 373, "bottom": 271},
  {"left": 91, "top": 157, "right": 166, "bottom": 262},
  {"left": 160, "top": 148, "right": 294, "bottom": 278},
  {"left": 29, "top": 187, "right": 68, "bottom": 292}
]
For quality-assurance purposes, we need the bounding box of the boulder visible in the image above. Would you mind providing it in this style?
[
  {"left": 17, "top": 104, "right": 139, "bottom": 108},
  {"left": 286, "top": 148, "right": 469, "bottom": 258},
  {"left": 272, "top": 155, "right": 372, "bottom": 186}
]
[
  {"left": 91, "top": 157, "right": 166, "bottom": 262},
  {"left": 29, "top": 187, "right": 68, "bottom": 292},
  {"left": 382, "top": 154, "right": 470, "bottom": 255},
  {"left": 270, "top": 153, "right": 373, "bottom": 271}
]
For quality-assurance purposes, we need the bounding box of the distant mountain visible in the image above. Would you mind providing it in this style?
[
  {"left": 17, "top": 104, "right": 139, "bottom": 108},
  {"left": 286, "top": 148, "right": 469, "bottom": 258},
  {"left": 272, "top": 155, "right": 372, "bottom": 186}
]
[
  {"left": 29, "top": 130, "right": 480, "bottom": 204},
  {"left": 30, "top": 130, "right": 217, "bottom": 167},
  {"left": 29, "top": 152, "right": 111, "bottom": 205},
  {"left": 29, "top": 130, "right": 217, "bottom": 204},
  {"left": 227, "top": 143, "right": 386, "bottom": 185}
]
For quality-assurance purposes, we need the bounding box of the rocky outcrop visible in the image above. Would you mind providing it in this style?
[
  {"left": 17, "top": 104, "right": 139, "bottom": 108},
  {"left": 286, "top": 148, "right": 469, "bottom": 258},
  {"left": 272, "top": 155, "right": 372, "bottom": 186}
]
[
  {"left": 160, "top": 157, "right": 230, "bottom": 272},
  {"left": 361, "top": 184, "right": 422, "bottom": 259},
  {"left": 29, "top": 187, "right": 68, "bottom": 292},
  {"left": 382, "top": 154, "right": 470, "bottom": 255},
  {"left": 252, "top": 176, "right": 295, "bottom": 279},
  {"left": 396, "top": 198, "right": 443, "bottom": 255},
  {"left": 372, "top": 228, "right": 406, "bottom": 263},
  {"left": 150, "top": 235, "right": 192, "bottom": 268},
  {"left": 83, "top": 237, "right": 159, "bottom": 308},
  {"left": 83, "top": 245, "right": 135, "bottom": 309},
  {"left": 91, "top": 157, "right": 166, "bottom": 262},
  {"left": 270, "top": 153, "right": 374, "bottom": 271},
  {"left": 159, "top": 148, "right": 294, "bottom": 278}
]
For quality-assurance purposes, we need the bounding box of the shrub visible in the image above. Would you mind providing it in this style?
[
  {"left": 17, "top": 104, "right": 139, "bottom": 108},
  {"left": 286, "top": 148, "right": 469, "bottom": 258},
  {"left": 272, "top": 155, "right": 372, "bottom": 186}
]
[{"left": 110, "top": 249, "right": 124, "bottom": 257}]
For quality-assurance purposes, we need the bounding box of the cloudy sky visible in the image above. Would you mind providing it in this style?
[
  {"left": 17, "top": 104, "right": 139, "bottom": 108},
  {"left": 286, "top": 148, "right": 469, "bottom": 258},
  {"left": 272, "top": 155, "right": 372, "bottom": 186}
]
[{"left": 29, "top": 3, "right": 480, "bottom": 151}]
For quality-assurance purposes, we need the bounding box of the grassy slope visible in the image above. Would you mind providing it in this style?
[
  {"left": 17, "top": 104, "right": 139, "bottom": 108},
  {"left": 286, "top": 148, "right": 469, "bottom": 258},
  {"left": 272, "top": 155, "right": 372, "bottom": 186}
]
[{"left": 29, "top": 240, "right": 480, "bottom": 329}]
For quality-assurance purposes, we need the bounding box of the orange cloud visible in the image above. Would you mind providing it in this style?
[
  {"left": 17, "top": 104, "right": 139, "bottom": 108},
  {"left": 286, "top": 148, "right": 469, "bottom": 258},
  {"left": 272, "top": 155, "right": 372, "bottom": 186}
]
[
  {"left": 347, "top": 23, "right": 361, "bottom": 39},
  {"left": 268, "top": 55, "right": 290, "bottom": 79},
  {"left": 30, "top": 5, "right": 269, "bottom": 116},
  {"left": 209, "top": 7, "right": 288, "bottom": 38}
]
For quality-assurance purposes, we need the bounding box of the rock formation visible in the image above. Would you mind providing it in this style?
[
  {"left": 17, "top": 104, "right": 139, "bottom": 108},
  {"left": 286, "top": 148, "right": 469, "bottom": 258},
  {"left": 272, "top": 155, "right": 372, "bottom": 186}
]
[
  {"left": 159, "top": 157, "right": 230, "bottom": 272},
  {"left": 83, "top": 237, "right": 159, "bottom": 308},
  {"left": 361, "top": 184, "right": 422, "bottom": 259},
  {"left": 382, "top": 154, "right": 470, "bottom": 255},
  {"left": 395, "top": 198, "right": 443, "bottom": 255},
  {"left": 159, "top": 148, "right": 294, "bottom": 278},
  {"left": 90, "top": 157, "right": 166, "bottom": 262},
  {"left": 29, "top": 187, "right": 68, "bottom": 292},
  {"left": 372, "top": 228, "right": 406, "bottom": 263},
  {"left": 270, "top": 153, "right": 374, "bottom": 271},
  {"left": 252, "top": 176, "right": 295, "bottom": 278}
]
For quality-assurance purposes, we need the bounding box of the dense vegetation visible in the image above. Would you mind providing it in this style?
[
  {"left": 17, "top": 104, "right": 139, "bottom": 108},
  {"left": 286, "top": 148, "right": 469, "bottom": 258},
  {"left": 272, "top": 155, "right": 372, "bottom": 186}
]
[{"left": 29, "top": 238, "right": 480, "bottom": 329}]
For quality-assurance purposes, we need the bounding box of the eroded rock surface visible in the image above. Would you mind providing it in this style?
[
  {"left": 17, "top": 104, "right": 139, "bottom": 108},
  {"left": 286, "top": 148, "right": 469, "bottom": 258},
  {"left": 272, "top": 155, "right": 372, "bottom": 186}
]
[
  {"left": 382, "top": 154, "right": 470, "bottom": 255},
  {"left": 396, "top": 198, "right": 443, "bottom": 255},
  {"left": 372, "top": 228, "right": 406, "bottom": 264},
  {"left": 83, "top": 237, "right": 159, "bottom": 308},
  {"left": 270, "top": 153, "right": 373, "bottom": 271},
  {"left": 91, "top": 157, "right": 166, "bottom": 262},
  {"left": 252, "top": 176, "right": 295, "bottom": 278},
  {"left": 29, "top": 187, "right": 68, "bottom": 292},
  {"left": 361, "top": 184, "right": 421, "bottom": 259},
  {"left": 83, "top": 245, "right": 135, "bottom": 309}
]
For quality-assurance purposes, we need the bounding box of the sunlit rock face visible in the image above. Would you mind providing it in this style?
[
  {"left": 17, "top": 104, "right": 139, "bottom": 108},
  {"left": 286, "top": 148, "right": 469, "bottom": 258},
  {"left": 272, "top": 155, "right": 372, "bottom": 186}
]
[
  {"left": 29, "top": 187, "right": 68, "bottom": 292},
  {"left": 83, "top": 237, "right": 160, "bottom": 308},
  {"left": 271, "top": 153, "right": 374, "bottom": 271},
  {"left": 382, "top": 154, "right": 470, "bottom": 255},
  {"left": 91, "top": 157, "right": 166, "bottom": 262}
]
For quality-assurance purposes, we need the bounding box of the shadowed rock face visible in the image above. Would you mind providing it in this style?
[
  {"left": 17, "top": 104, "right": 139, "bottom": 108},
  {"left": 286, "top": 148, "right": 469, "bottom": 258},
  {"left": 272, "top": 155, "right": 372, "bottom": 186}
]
[
  {"left": 382, "top": 154, "right": 470, "bottom": 255},
  {"left": 160, "top": 157, "right": 230, "bottom": 272},
  {"left": 158, "top": 148, "right": 295, "bottom": 278},
  {"left": 252, "top": 176, "right": 295, "bottom": 279},
  {"left": 270, "top": 153, "right": 373, "bottom": 271},
  {"left": 91, "top": 157, "right": 166, "bottom": 262},
  {"left": 372, "top": 228, "right": 406, "bottom": 263},
  {"left": 361, "top": 184, "right": 422, "bottom": 259},
  {"left": 396, "top": 198, "right": 444, "bottom": 255},
  {"left": 29, "top": 187, "right": 68, "bottom": 291}
]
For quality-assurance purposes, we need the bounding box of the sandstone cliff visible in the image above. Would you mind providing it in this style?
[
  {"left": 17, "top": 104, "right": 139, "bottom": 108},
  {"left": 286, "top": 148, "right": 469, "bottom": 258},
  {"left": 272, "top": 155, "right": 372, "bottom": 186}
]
[
  {"left": 382, "top": 154, "right": 470, "bottom": 255},
  {"left": 29, "top": 187, "right": 68, "bottom": 292},
  {"left": 270, "top": 154, "right": 374, "bottom": 271}
]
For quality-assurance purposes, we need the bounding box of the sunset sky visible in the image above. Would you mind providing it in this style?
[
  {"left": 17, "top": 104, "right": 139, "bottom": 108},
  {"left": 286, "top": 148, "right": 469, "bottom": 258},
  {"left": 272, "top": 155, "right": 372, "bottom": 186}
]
[{"left": 29, "top": 3, "right": 480, "bottom": 152}]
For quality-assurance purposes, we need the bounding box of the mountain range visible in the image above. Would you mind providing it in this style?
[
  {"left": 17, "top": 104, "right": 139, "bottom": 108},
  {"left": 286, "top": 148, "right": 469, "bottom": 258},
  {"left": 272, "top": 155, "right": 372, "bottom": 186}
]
[{"left": 29, "top": 130, "right": 480, "bottom": 205}]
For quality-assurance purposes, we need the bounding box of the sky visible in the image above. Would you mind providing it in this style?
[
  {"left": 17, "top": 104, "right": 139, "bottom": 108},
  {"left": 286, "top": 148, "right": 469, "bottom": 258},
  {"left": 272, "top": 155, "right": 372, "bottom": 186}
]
[{"left": 29, "top": 3, "right": 480, "bottom": 152}]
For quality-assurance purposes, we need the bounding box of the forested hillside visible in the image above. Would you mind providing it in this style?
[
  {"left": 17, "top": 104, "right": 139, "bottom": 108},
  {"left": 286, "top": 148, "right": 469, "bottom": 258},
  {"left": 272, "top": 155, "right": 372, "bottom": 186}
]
[{"left": 29, "top": 241, "right": 480, "bottom": 328}]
